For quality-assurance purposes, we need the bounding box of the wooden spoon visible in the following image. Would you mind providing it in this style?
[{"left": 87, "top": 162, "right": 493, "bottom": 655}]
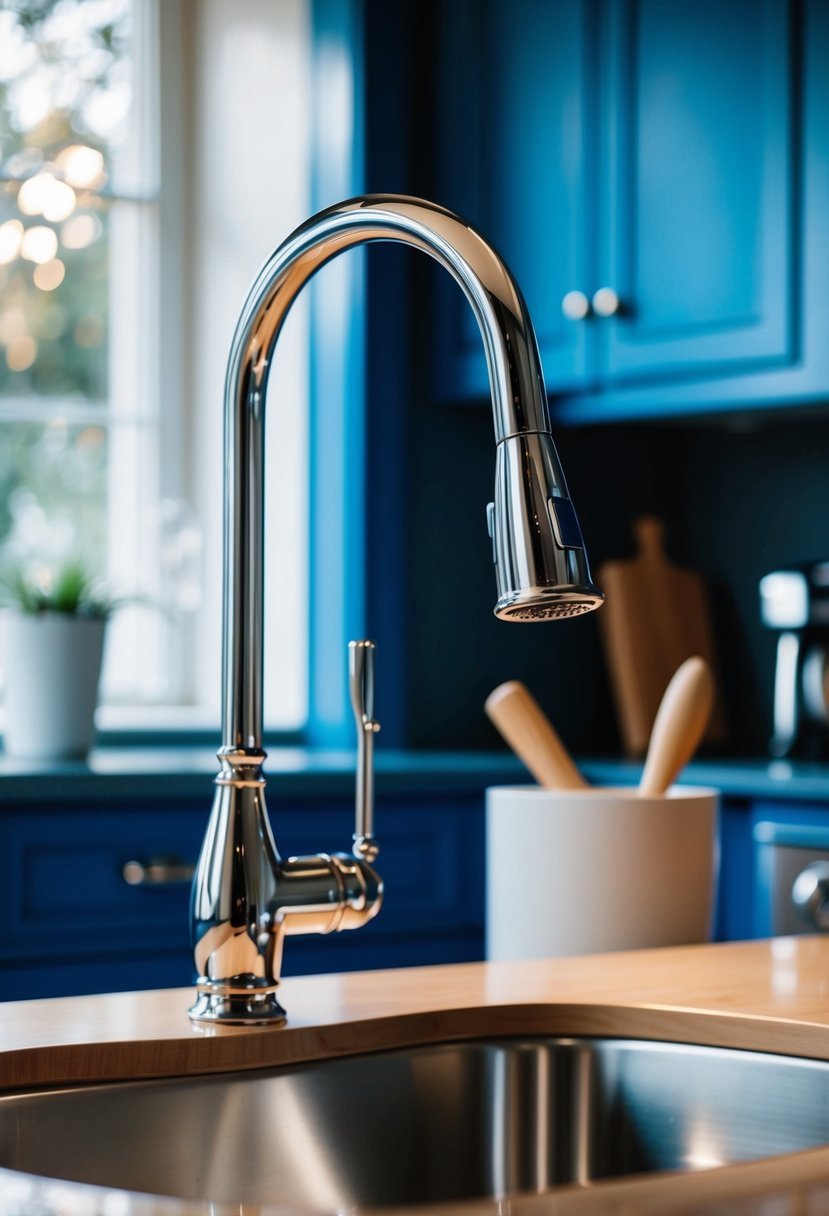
[
  {"left": 485, "top": 680, "right": 589, "bottom": 790},
  {"left": 638, "top": 656, "right": 714, "bottom": 796}
]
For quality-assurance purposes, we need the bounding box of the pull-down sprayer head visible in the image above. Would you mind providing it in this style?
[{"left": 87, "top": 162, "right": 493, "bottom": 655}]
[{"left": 490, "top": 430, "right": 602, "bottom": 621}]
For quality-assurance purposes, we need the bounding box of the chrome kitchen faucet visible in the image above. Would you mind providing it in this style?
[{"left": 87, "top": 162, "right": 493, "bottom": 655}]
[{"left": 188, "top": 195, "right": 603, "bottom": 1026}]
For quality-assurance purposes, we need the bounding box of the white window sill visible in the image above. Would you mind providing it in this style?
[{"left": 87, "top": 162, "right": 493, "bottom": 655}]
[
  {"left": 0, "top": 702, "right": 303, "bottom": 747},
  {"left": 95, "top": 704, "right": 219, "bottom": 734}
]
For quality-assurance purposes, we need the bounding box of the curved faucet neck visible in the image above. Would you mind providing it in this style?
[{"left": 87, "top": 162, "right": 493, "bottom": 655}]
[{"left": 220, "top": 195, "right": 556, "bottom": 752}]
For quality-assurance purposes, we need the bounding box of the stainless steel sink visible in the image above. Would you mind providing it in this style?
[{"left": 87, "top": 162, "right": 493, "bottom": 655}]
[{"left": 2, "top": 1037, "right": 828, "bottom": 1210}]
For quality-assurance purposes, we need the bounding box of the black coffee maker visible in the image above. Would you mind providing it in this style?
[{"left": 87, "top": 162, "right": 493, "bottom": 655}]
[{"left": 760, "top": 563, "right": 829, "bottom": 758}]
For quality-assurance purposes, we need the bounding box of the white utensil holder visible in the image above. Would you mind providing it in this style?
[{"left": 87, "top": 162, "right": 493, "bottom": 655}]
[{"left": 486, "top": 785, "right": 719, "bottom": 961}]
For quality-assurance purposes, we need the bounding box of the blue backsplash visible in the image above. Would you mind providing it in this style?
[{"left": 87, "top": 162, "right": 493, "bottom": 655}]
[{"left": 391, "top": 407, "right": 829, "bottom": 757}]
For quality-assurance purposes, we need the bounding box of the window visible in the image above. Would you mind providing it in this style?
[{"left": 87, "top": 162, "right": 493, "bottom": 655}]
[{"left": 0, "top": 0, "right": 314, "bottom": 732}]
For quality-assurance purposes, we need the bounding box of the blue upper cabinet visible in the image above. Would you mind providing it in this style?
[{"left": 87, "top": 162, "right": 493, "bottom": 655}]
[
  {"left": 599, "top": 0, "right": 794, "bottom": 385},
  {"left": 435, "top": 0, "right": 598, "bottom": 398},
  {"left": 434, "top": 0, "right": 829, "bottom": 423}
]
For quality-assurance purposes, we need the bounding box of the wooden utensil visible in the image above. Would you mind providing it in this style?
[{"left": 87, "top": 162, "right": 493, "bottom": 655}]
[
  {"left": 639, "top": 656, "right": 714, "bottom": 796},
  {"left": 485, "top": 680, "right": 589, "bottom": 790},
  {"left": 597, "top": 516, "right": 726, "bottom": 757}
]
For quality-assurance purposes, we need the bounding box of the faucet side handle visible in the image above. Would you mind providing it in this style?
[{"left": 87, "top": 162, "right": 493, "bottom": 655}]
[{"left": 350, "top": 640, "right": 380, "bottom": 862}]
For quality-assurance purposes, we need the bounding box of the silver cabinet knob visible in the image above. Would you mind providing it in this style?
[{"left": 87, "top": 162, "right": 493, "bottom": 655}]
[
  {"left": 123, "top": 857, "right": 195, "bottom": 886},
  {"left": 591, "top": 287, "right": 621, "bottom": 317},
  {"left": 792, "top": 861, "right": 829, "bottom": 930},
  {"left": 561, "top": 290, "right": 591, "bottom": 321}
]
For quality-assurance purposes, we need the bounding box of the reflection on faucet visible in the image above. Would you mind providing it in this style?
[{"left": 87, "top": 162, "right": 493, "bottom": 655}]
[{"left": 188, "top": 196, "right": 603, "bottom": 1026}]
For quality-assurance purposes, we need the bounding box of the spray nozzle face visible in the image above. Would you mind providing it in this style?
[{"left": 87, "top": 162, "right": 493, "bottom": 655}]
[{"left": 488, "top": 433, "right": 603, "bottom": 621}]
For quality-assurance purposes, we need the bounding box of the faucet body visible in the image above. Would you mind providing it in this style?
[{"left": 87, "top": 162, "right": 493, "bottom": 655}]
[{"left": 189, "top": 196, "right": 602, "bottom": 1025}]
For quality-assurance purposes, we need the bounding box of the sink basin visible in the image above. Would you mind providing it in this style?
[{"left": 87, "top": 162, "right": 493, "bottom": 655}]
[{"left": 1, "top": 1037, "right": 828, "bottom": 1209}]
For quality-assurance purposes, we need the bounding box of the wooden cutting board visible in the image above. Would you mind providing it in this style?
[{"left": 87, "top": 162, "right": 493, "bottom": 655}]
[{"left": 596, "top": 516, "right": 727, "bottom": 757}]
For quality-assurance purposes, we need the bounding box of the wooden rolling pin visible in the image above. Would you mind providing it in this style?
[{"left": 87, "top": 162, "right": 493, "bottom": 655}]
[
  {"left": 485, "top": 680, "right": 588, "bottom": 790},
  {"left": 639, "top": 656, "right": 714, "bottom": 796}
]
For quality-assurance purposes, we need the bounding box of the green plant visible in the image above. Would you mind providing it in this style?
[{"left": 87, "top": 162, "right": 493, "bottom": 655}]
[{"left": 0, "top": 556, "right": 117, "bottom": 618}]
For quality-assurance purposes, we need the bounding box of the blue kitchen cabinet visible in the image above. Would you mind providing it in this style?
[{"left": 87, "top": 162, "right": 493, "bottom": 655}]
[
  {"left": 434, "top": 0, "right": 825, "bottom": 423},
  {"left": 753, "top": 801, "right": 829, "bottom": 942},
  {"left": 434, "top": 0, "right": 598, "bottom": 398},
  {"left": 716, "top": 798, "right": 829, "bottom": 942},
  {"left": 0, "top": 792, "right": 485, "bottom": 1002},
  {"left": 5, "top": 755, "right": 828, "bottom": 1002},
  {"left": 596, "top": 0, "right": 793, "bottom": 388}
]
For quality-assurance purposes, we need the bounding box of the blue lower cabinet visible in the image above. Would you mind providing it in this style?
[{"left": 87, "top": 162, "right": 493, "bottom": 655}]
[
  {"left": 713, "top": 798, "right": 755, "bottom": 943},
  {"left": 749, "top": 803, "right": 829, "bottom": 940},
  {"left": 715, "top": 798, "right": 829, "bottom": 942},
  {"left": 7, "top": 782, "right": 820, "bottom": 1003},
  {"left": 0, "top": 803, "right": 206, "bottom": 1001},
  {"left": 0, "top": 793, "right": 486, "bottom": 1002}
]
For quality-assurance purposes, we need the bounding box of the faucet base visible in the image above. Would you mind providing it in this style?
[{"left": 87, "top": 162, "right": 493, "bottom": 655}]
[{"left": 188, "top": 984, "right": 287, "bottom": 1027}]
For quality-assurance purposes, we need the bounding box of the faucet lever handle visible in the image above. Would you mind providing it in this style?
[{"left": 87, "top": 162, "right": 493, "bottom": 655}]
[{"left": 350, "top": 640, "right": 380, "bottom": 862}]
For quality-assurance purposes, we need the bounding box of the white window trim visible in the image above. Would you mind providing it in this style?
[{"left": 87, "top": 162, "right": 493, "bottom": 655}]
[
  {"left": 103, "top": 0, "right": 185, "bottom": 710},
  {"left": 102, "top": 0, "right": 313, "bottom": 737}
]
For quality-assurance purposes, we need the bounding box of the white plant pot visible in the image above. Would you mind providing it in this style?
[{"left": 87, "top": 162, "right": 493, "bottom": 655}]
[{"left": 2, "top": 611, "right": 106, "bottom": 761}]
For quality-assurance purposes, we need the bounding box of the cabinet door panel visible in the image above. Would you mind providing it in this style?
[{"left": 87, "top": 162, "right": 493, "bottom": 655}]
[
  {"left": 435, "top": 0, "right": 596, "bottom": 398},
  {"left": 0, "top": 806, "right": 206, "bottom": 963},
  {"left": 0, "top": 794, "right": 486, "bottom": 1000},
  {"left": 602, "top": 0, "right": 797, "bottom": 383}
]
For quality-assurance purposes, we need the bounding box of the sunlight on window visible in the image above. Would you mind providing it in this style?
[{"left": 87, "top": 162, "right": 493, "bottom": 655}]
[
  {"left": 0, "top": 0, "right": 129, "bottom": 574},
  {"left": 0, "top": 419, "right": 107, "bottom": 568},
  {"left": 0, "top": 0, "right": 313, "bottom": 728}
]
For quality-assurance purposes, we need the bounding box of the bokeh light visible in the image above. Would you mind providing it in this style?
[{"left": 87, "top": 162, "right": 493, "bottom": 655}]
[
  {"left": 0, "top": 220, "right": 23, "bottom": 264},
  {"left": 61, "top": 213, "right": 102, "bottom": 250},
  {"left": 56, "top": 145, "right": 106, "bottom": 189},
  {"left": 18, "top": 172, "right": 77, "bottom": 222},
  {"left": 42, "top": 180, "right": 76, "bottom": 222},
  {"left": 33, "top": 258, "right": 66, "bottom": 291},
  {"left": 0, "top": 307, "right": 26, "bottom": 343},
  {"left": 20, "top": 226, "right": 58, "bottom": 264},
  {"left": 16, "top": 172, "right": 52, "bottom": 215},
  {"left": 6, "top": 335, "right": 37, "bottom": 371}
]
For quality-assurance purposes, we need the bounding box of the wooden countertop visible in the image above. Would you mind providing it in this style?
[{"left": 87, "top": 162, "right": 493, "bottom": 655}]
[{"left": 4, "top": 937, "right": 829, "bottom": 1214}]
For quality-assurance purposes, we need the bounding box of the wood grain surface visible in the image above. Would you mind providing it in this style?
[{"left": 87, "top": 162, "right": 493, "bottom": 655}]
[
  {"left": 484, "top": 680, "right": 588, "bottom": 789},
  {"left": 638, "top": 656, "right": 714, "bottom": 794},
  {"left": 4, "top": 939, "right": 829, "bottom": 1215},
  {"left": 597, "top": 517, "right": 727, "bottom": 756},
  {"left": 2, "top": 937, "right": 829, "bottom": 1090}
]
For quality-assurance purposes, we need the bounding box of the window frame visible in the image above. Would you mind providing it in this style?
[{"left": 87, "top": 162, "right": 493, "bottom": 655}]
[
  {"left": 106, "top": 0, "right": 369, "bottom": 749},
  {"left": 0, "top": 0, "right": 371, "bottom": 751}
]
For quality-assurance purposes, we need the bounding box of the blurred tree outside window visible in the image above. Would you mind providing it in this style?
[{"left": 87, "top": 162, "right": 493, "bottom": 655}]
[
  {"left": 0, "top": 0, "right": 197, "bottom": 710},
  {"left": 0, "top": 0, "right": 312, "bottom": 727},
  {"left": 0, "top": 0, "right": 127, "bottom": 577}
]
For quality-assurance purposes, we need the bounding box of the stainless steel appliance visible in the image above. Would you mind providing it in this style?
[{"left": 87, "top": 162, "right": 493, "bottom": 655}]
[
  {"left": 760, "top": 563, "right": 829, "bottom": 758},
  {"left": 754, "top": 820, "right": 829, "bottom": 935}
]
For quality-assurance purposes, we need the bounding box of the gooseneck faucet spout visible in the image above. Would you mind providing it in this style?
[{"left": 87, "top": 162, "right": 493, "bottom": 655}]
[{"left": 188, "top": 196, "right": 602, "bottom": 1026}]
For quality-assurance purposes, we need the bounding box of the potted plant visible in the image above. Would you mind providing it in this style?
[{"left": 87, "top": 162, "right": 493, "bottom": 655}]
[{"left": 0, "top": 558, "right": 115, "bottom": 761}]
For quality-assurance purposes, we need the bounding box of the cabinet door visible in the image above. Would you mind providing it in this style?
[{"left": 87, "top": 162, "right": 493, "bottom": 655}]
[
  {"left": 435, "top": 0, "right": 597, "bottom": 399},
  {"left": 0, "top": 803, "right": 205, "bottom": 1000},
  {"left": 599, "top": 0, "right": 796, "bottom": 385},
  {"left": 0, "top": 793, "right": 486, "bottom": 1000}
]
